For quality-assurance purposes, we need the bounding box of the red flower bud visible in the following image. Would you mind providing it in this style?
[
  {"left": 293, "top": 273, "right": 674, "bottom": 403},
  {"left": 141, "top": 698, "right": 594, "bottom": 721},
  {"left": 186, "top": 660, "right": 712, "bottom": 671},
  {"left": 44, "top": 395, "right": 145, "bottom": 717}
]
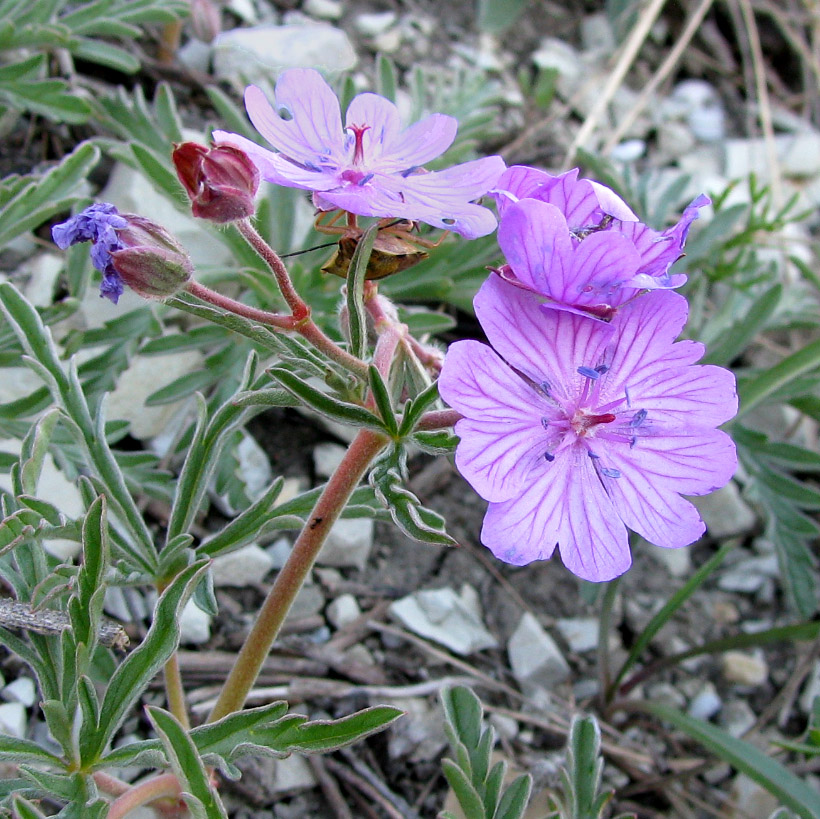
[
  {"left": 172, "top": 142, "right": 259, "bottom": 223},
  {"left": 190, "top": 0, "right": 221, "bottom": 43}
]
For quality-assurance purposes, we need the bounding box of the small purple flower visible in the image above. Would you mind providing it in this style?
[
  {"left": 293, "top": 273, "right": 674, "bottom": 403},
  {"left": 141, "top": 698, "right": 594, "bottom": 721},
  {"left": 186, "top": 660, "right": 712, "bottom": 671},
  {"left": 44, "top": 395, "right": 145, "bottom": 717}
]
[
  {"left": 438, "top": 278, "right": 737, "bottom": 582},
  {"left": 52, "top": 204, "right": 192, "bottom": 302},
  {"left": 52, "top": 203, "right": 128, "bottom": 302},
  {"left": 493, "top": 166, "right": 708, "bottom": 313},
  {"left": 212, "top": 68, "right": 506, "bottom": 239}
]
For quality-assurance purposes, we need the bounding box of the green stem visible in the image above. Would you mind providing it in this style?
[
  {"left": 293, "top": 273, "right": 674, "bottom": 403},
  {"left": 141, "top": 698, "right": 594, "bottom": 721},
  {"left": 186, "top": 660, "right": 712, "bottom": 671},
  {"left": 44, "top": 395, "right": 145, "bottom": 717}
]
[
  {"left": 597, "top": 577, "right": 620, "bottom": 708},
  {"left": 207, "top": 428, "right": 389, "bottom": 722}
]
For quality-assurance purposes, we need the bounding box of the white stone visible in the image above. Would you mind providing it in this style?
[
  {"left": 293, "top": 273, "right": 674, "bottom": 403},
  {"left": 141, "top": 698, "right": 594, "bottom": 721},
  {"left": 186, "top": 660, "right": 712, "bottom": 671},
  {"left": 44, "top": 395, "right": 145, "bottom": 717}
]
[
  {"left": 211, "top": 543, "right": 275, "bottom": 587},
  {"left": 271, "top": 754, "right": 317, "bottom": 794},
  {"left": 721, "top": 651, "right": 768, "bottom": 687},
  {"left": 178, "top": 599, "right": 211, "bottom": 645},
  {"left": 213, "top": 24, "right": 356, "bottom": 91},
  {"left": 581, "top": 13, "right": 615, "bottom": 54},
  {"left": 718, "top": 554, "right": 778, "bottom": 594},
  {"left": 692, "top": 482, "right": 757, "bottom": 538},
  {"left": 326, "top": 593, "right": 361, "bottom": 629},
  {"left": 720, "top": 699, "right": 756, "bottom": 738},
  {"left": 555, "top": 618, "right": 599, "bottom": 653},
  {"left": 689, "top": 104, "right": 726, "bottom": 143},
  {"left": 508, "top": 613, "right": 569, "bottom": 692},
  {"left": 0, "top": 440, "right": 82, "bottom": 561},
  {"left": 266, "top": 537, "right": 293, "bottom": 570},
  {"left": 0, "top": 365, "right": 43, "bottom": 405},
  {"left": 288, "top": 581, "right": 324, "bottom": 620},
  {"left": 303, "top": 0, "right": 342, "bottom": 20},
  {"left": 724, "top": 131, "right": 820, "bottom": 181},
  {"left": 236, "top": 433, "right": 272, "bottom": 501},
  {"left": 1, "top": 677, "right": 36, "bottom": 707},
  {"left": 388, "top": 696, "right": 447, "bottom": 762},
  {"left": 104, "top": 586, "right": 150, "bottom": 623},
  {"left": 729, "top": 774, "right": 779, "bottom": 819},
  {"left": 177, "top": 39, "right": 212, "bottom": 74},
  {"left": 489, "top": 713, "right": 518, "bottom": 741},
  {"left": 389, "top": 586, "right": 497, "bottom": 656},
  {"left": 100, "top": 162, "right": 232, "bottom": 271},
  {"left": 610, "top": 139, "right": 646, "bottom": 163},
  {"left": 687, "top": 683, "right": 722, "bottom": 721},
  {"left": 799, "top": 660, "right": 820, "bottom": 714},
  {"left": 646, "top": 682, "right": 686, "bottom": 710},
  {"left": 313, "top": 442, "right": 346, "bottom": 479},
  {"left": 104, "top": 350, "right": 203, "bottom": 441},
  {"left": 650, "top": 545, "right": 691, "bottom": 578},
  {"left": 318, "top": 517, "right": 373, "bottom": 570},
  {"left": 21, "top": 253, "right": 63, "bottom": 307},
  {"left": 0, "top": 702, "right": 27, "bottom": 738},
  {"left": 372, "top": 27, "right": 402, "bottom": 55},
  {"left": 355, "top": 11, "right": 396, "bottom": 37}
]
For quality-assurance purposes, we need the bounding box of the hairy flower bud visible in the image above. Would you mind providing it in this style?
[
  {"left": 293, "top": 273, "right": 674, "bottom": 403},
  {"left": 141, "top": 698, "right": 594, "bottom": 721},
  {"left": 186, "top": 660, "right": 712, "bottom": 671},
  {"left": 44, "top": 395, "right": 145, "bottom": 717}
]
[
  {"left": 110, "top": 216, "right": 193, "bottom": 299},
  {"left": 190, "top": 0, "right": 221, "bottom": 43},
  {"left": 52, "top": 205, "right": 192, "bottom": 303},
  {"left": 172, "top": 142, "right": 259, "bottom": 223}
]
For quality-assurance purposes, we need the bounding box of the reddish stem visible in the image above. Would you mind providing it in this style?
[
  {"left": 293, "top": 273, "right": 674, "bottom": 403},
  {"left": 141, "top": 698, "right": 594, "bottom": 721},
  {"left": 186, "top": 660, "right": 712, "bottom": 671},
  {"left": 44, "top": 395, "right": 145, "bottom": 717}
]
[
  {"left": 185, "top": 280, "right": 299, "bottom": 330},
  {"left": 206, "top": 428, "right": 389, "bottom": 722},
  {"left": 415, "top": 408, "right": 461, "bottom": 430},
  {"left": 106, "top": 774, "right": 182, "bottom": 819}
]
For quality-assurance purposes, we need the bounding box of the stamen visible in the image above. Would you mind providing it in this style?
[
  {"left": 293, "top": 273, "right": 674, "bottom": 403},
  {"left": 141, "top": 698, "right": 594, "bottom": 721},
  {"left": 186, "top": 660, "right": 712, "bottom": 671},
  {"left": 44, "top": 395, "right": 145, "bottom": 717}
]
[
  {"left": 357, "top": 173, "right": 375, "bottom": 187},
  {"left": 600, "top": 467, "right": 621, "bottom": 478},
  {"left": 544, "top": 452, "right": 555, "bottom": 462},
  {"left": 630, "top": 408, "right": 648, "bottom": 427},
  {"left": 577, "top": 365, "right": 600, "bottom": 380},
  {"left": 624, "top": 385, "right": 632, "bottom": 407},
  {"left": 541, "top": 417, "right": 551, "bottom": 430},
  {"left": 401, "top": 165, "right": 420, "bottom": 177},
  {"left": 539, "top": 380, "right": 551, "bottom": 395},
  {"left": 595, "top": 364, "right": 609, "bottom": 374},
  {"left": 587, "top": 451, "right": 600, "bottom": 459}
]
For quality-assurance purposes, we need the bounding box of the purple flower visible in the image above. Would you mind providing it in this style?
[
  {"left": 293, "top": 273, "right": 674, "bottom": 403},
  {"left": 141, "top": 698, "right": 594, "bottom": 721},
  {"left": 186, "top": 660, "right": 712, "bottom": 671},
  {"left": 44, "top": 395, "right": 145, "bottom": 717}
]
[
  {"left": 493, "top": 166, "right": 708, "bottom": 313},
  {"left": 212, "top": 68, "right": 506, "bottom": 239},
  {"left": 438, "top": 279, "right": 737, "bottom": 582},
  {"left": 52, "top": 205, "right": 192, "bottom": 302},
  {"left": 52, "top": 203, "right": 128, "bottom": 302}
]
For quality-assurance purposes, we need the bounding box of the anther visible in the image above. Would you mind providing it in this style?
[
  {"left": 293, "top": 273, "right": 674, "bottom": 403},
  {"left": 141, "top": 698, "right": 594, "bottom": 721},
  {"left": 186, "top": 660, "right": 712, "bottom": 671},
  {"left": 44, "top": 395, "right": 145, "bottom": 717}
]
[
  {"left": 600, "top": 467, "right": 621, "bottom": 478},
  {"left": 630, "top": 409, "right": 647, "bottom": 427},
  {"left": 577, "top": 365, "right": 600, "bottom": 380}
]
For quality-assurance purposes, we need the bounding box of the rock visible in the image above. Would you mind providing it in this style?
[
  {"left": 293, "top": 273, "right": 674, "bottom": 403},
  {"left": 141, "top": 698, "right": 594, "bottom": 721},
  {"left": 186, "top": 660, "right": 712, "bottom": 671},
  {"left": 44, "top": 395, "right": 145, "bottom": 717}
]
[
  {"left": 720, "top": 699, "right": 756, "bottom": 737},
  {"left": 508, "top": 613, "right": 570, "bottom": 692},
  {"left": 489, "top": 713, "right": 518, "bottom": 741},
  {"left": 581, "top": 13, "right": 615, "bottom": 54},
  {"left": 213, "top": 24, "right": 356, "bottom": 91},
  {"left": 718, "top": 554, "right": 778, "bottom": 594},
  {"left": 388, "top": 697, "right": 447, "bottom": 762},
  {"left": 236, "top": 433, "right": 272, "bottom": 501},
  {"left": 656, "top": 120, "right": 697, "bottom": 163},
  {"left": 610, "top": 139, "right": 646, "bottom": 163},
  {"left": 287, "top": 581, "right": 324, "bottom": 620},
  {"left": 0, "top": 440, "right": 83, "bottom": 561},
  {"left": 668, "top": 80, "right": 726, "bottom": 142},
  {"left": 318, "top": 517, "right": 373, "bottom": 570},
  {"left": 0, "top": 365, "right": 43, "bottom": 405},
  {"left": 724, "top": 130, "right": 820, "bottom": 180},
  {"left": 105, "top": 350, "right": 204, "bottom": 441},
  {"left": 0, "top": 702, "right": 26, "bottom": 738},
  {"left": 22, "top": 253, "right": 63, "bottom": 307},
  {"left": 728, "top": 774, "right": 778, "bottom": 818},
  {"left": 2, "top": 677, "right": 36, "bottom": 707},
  {"left": 650, "top": 544, "right": 691, "bottom": 578},
  {"left": 721, "top": 651, "right": 768, "bottom": 687},
  {"left": 313, "top": 442, "right": 346, "bottom": 479},
  {"left": 372, "top": 26, "right": 402, "bottom": 55},
  {"left": 179, "top": 599, "right": 212, "bottom": 645},
  {"left": 799, "top": 660, "right": 820, "bottom": 714},
  {"left": 354, "top": 11, "right": 396, "bottom": 37},
  {"left": 389, "top": 586, "right": 497, "bottom": 656},
  {"left": 303, "top": 0, "right": 342, "bottom": 21},
  {"left": 555, "top": 617, "right": 599, "bottom": 653},
  {"left": 326, "top": 593, "right": 361, "bottom": 629},
  {"left": 100, "top": 161, "right": 232, "bottom": 271},
  {"left": 104, "top": 586, "right": 150, "bottom": 623},
  {"left": 692, "top": 481, "right": 757, "bottom": 538},
  {"left": 177, "top": 39, "right": 212, "bottom": 74},
  {"left": 266, "top": 537, "right": 293, "bottom": 569},
  {"left": 271, "top": 755, "right": 318, "bottom": 794},
  {"left": 688, "top": 684, "right": 722, "bottom": 721},
  {"left": 647, "top": 683, "right": 686, "bottom": 710},
  {"left": 211, "top": 544, "right": 275, "bottom": 587}
]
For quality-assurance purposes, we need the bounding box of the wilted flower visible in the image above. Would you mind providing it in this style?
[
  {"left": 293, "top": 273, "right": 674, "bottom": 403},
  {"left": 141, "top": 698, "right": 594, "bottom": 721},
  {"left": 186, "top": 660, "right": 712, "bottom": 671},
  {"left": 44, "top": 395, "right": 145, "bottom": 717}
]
[
  {"left": 213, "top": 68, "right": 506, "bottom": 239},
  {"left": 173, "top": 142, "right": 259, "bottom": 223},
  {"left": 493, "top": 166, "right": 708, "bottom": 316},
  {"left": 438, "top": 278, "right": 737, "bottom": 582},
  {"left": 52, "top": 204, "right": 192, "bottom": 302}
]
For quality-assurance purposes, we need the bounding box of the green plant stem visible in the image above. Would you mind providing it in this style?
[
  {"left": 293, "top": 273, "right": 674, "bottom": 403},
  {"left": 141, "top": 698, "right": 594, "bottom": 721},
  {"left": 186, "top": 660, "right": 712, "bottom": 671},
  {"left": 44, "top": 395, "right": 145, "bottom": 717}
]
[
  {"left": 106, "top": 773, "right": 181, "bottom": 819},
  {"left": 597, "top": 577, "right": 620, "bottom": 708},
  {"left": 163, "top": 653, "right": 190, "bottom": 731},
  {"left": 207, "top": 428, "right": 389, "bottom": 722}
]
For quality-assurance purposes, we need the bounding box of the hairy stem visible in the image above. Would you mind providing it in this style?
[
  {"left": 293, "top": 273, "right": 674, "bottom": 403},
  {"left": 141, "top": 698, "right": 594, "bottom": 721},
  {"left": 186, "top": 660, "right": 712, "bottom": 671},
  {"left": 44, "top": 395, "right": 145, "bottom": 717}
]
[
  {"left": 106, "top": 774, "right": 181, "bottom": 819},
  {"left": 185, "top": 280, "right": 298, "bottom": 329},
  {"left": 163, "top": 653, "right": 190, "bottom": 731},
  {"left": 207, "top": 428, "right": 389, "bottom": 722},
  {"left": 415, "top": 408, "right": 461, "bottom": 430}
]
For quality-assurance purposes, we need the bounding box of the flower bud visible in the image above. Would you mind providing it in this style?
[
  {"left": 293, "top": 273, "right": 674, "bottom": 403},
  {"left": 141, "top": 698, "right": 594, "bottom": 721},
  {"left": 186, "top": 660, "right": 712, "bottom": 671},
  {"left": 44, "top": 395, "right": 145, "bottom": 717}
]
[
  {"left": 172, "top": 142, "right": 259, "bottom": 223},
  {"left": 190, "top": 0, "right": 221, "bottom": 43},
  {"left": 111, "top": 216, "right": 193, "bottom": 299}
]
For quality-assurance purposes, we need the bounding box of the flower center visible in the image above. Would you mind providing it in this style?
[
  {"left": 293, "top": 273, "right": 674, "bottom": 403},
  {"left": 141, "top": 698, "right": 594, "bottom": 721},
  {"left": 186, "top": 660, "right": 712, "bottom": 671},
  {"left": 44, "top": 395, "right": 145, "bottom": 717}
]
[
  {"left": 347, "top": 123, "right": 371, "bottom": 166},
  {"left": 570, "top": 410, "right": 616, "bottom": 437}
]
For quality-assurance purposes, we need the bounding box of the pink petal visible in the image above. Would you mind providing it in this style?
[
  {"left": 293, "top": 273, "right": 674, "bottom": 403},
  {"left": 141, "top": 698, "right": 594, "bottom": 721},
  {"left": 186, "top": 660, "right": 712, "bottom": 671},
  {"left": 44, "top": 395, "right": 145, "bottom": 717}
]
[
  {"left": 497, "top": 200, "right": 573, "bottom": 293},
  {"left": 244, "top": 72, "right": 345, "bottom": 165},
  {"left": 493, "top": 165, "right": 557, "bottom": 215},
  {"left": 318, "top": 156, "right": 505, "bottom": 238},
  {"left": 602, "top": 428, "right": 737, "bottom": 546},
  {"left": 481, "top": 445, "right": 631, "bottom": 582},
  {"left": 381, "top": 113, "right": 458, "bottom": 169},
  {"left": 474, "top": 276, "right": 610, "bottom": 395},
  {"left": 345, "top": 92, "right": 402, "bottom": 163}
]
